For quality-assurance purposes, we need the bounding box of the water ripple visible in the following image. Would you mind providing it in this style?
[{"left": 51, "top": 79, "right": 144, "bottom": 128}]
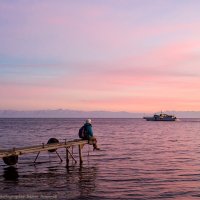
[{"left": 0, "top": 118, "right": 200, "bottom": 199}]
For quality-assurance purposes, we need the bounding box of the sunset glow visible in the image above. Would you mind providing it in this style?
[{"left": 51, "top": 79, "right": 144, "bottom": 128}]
[{"left": 1, "top": 0, "right": 200, "bottom": 112}]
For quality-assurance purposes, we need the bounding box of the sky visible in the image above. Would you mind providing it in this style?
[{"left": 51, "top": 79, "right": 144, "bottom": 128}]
[{"left": 0, "top": 0, "right": 200, "bottom": 113}]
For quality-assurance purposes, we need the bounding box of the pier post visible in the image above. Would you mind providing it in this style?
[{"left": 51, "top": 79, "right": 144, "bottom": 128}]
[
  {"left": 34, "top": 152, "right": 40, "bottom": 163},
  {"left": 78, "top": 145, "right": 83, "bottom": 165},
  {"left": 55, "top": 151, "right": 63, "bottom": 162},
  {"left": 66, "top": 147, "right": 69, "bottom": 168}
]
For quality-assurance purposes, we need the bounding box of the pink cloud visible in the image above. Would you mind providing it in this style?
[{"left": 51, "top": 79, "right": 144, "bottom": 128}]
[
  {"left": 1, "top": 72, "right": 200, "bottom": 112},
  {"left": 1, "top": 1, "right": 200, "bottom": 112}
]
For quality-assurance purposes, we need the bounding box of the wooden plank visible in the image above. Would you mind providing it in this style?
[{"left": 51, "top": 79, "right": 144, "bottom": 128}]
[{"left": 0, "top": 139, "right": 88, "bottom": 158}]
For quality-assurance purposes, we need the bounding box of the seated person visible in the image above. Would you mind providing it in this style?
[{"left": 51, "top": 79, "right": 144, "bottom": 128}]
[{"left": 82, "top": 119, "right": 100, "bottom": 151}]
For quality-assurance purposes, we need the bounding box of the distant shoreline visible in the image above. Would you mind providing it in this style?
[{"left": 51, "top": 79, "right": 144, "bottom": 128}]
[{"left": 0, "top": 110, "right": 200, "bottom": 118}]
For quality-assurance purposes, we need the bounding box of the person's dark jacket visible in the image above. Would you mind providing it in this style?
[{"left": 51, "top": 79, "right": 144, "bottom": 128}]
[{"left": 84, "top": 123, "right": 93, "bottom": 139}]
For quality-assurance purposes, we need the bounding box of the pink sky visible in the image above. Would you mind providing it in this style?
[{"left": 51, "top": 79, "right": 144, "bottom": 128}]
[{"left": 0, "top": 1, "right": 200, "bottom": 113}]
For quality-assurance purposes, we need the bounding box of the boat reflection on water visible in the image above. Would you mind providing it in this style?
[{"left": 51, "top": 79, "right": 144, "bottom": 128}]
[{"left": 143, "top": 112, "right": 177, "bottom": 121}]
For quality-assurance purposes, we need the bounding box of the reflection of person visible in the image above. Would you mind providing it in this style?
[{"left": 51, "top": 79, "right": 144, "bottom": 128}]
[
  {"left": 78, "top": 166, "right": 98, "bottom": 197},
  {"left": 84, "top": 119, "right": 100, "bottom": 150}
]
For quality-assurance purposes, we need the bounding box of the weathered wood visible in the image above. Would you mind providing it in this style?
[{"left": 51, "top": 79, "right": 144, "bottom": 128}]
[
  {"left": 0, "top": 139, "right": 88, "bottom": 158},
  {"left": 0, "top": 139, "right": 89, "bottom": 166}
]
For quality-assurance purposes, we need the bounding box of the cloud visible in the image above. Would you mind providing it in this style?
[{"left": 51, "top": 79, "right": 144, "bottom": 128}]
[{"left": 1, "top": 1, "right": 200, "bottom": 112}]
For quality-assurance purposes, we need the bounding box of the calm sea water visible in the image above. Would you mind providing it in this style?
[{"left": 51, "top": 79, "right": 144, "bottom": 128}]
[{"left": 0, "top": 118, "right": 200, "bottom": 200}]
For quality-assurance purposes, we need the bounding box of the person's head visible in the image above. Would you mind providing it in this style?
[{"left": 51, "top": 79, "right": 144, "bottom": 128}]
[{"left": 86, "top": 118, "right": 92, "bottom": 124}]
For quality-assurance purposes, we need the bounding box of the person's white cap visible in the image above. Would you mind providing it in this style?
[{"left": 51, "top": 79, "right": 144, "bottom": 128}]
[{"left": 86, "top": 119, "right": 92, "bottom": 124}]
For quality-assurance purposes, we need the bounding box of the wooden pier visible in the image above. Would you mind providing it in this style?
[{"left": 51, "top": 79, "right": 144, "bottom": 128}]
[{"left": 0, "top": 139, "right": 88, "bottom": 167}]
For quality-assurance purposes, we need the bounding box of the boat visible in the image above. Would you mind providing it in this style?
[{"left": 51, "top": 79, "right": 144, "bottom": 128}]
[{"left": 143, "top": 113, "right": 177, "bottom": 121}]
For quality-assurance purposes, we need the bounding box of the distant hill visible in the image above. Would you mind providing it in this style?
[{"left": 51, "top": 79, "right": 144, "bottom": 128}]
[
  {"left": 0, "top": 109, "right": 143, "bottom": 118},
  {"left": 0, "top": 109, "right": 200, "bottom": 118}
]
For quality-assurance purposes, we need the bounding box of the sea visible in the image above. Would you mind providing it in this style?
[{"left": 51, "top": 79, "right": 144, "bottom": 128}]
[{"left": 0, "top": 118, "right": 200, "bottom": 200}]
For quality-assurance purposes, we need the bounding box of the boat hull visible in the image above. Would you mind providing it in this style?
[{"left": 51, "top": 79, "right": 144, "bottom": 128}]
[
  {"left": 143, "top": 117, "right": 176, "bottom": 121},
  {"left": 143, "top": 113, "right": 177, "bottom": 121}
]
